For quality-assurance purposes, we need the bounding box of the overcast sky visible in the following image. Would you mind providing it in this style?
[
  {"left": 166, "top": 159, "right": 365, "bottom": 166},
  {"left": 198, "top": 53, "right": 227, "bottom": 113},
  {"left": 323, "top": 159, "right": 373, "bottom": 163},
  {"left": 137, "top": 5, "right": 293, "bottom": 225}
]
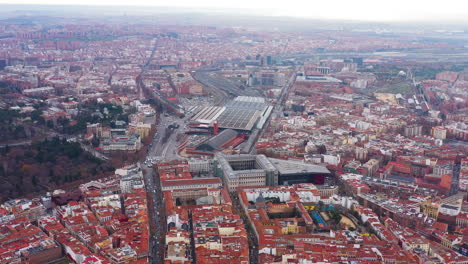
[{"left": 1, "top": 0, "right": 468, "bottom": 22}]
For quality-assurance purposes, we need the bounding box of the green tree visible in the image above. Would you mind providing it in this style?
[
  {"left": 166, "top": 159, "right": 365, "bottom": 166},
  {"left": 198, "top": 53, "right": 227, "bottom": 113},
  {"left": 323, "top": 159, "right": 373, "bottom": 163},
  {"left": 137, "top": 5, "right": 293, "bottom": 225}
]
[
  {"left": 331, "top": 211, "right": 342, "bottom": 223},
  {"left": 32, "top": 175, "right": 38, "bottom": 186},
  {"left": 46, "top": 120, "right": 54, "bottom": 128},
  {"left": 318, "top": 201, "right": 324, "bottom": 210},
  {"left": 1, "top": 145, "right": 10, "bottom": 155}
]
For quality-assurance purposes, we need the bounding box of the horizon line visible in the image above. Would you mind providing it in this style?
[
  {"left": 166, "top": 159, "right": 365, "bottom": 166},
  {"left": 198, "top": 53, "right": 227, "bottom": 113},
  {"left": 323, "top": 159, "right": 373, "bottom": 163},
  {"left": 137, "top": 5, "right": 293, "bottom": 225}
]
[{"left": 0, "top": 3, "right": 468, "bottom": 24}]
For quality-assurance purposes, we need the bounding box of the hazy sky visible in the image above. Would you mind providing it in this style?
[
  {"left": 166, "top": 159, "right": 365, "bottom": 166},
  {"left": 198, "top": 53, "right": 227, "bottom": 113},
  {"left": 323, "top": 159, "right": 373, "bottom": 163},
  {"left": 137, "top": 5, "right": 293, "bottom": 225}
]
[{"left": 1, "top": 0, "right": 468, "bottom": 22}]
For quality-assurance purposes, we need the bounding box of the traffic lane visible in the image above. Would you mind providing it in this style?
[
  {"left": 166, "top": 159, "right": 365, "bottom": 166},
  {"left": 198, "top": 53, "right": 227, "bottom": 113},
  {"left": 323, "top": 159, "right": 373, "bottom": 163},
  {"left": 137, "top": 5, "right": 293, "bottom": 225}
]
[
  {"left": 142, "top": 166, "right": 165, "bottom": 260},
  {"left": 144, "top": 115, "right": 183, "bottom": 259}
]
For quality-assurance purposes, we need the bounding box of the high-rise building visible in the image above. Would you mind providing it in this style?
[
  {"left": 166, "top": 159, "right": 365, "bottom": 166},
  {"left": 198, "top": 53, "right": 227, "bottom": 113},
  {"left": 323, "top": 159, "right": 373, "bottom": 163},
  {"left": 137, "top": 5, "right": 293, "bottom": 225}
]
[
  {"left": 404, "top": 124, "right": 422, "bottom": 138},
  {"left": 431, "top": 126, "right": 447, "bottom": 140}
]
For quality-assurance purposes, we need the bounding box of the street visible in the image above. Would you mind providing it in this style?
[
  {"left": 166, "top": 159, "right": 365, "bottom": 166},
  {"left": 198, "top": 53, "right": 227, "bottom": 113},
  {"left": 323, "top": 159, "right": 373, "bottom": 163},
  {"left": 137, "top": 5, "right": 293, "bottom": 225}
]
[
  {"left": 148, "top": 114, "right": 187, "bottom": 161},
  {"left": 141, "top": 161, "right": 165, "bottom": 263},
  {"left": 231, "top": 193, "right": 259, "bottom": 264}
]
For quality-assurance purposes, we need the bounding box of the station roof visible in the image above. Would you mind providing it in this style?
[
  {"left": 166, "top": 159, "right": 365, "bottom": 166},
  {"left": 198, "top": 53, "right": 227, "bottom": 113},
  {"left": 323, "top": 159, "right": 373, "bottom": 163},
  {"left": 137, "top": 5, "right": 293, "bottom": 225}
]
[
  {"left": 191, "top": 106, "right": 225, "bottom": 124},
  {"left": 217, "top": 108, "right": 260, "bottom": 131},
  {"left": 190, "top": 96, "right": 268, "bottom": 131},
  {"left": 197, "top": 129, "right": 239, "bottom": 151}
]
